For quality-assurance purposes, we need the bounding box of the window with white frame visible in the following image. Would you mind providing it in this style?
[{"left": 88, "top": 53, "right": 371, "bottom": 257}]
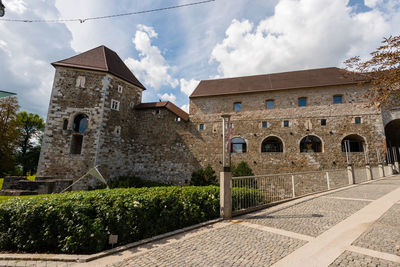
[
  {"left": 118, "top": 85, "right": 123, "bottom": 93},
  {"left": 111, "top": 99, "right": 120, "bottom": 111},
  {"left": 76, "top": 76, "right": 86, "bottom": 88}
]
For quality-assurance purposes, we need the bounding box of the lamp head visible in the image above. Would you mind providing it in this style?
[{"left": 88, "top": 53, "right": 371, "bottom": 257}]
[{"left": 0, "top": 0, "right": 5, "bottom": 17}]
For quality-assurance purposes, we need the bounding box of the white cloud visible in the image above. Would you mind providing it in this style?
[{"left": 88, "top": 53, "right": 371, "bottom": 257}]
[
  {"left": 181, "top": 104, "right": 189, "bottom": 113},
  {"left": 124, "top": 25, "right": 178, "bottom": 90},
  {"left": 157, "top": 93, "right": 176, "bottom": 103},
  {"left": 5, "top": 0, "right": 27, "bottom": 14},
  {"left": 364, "top": 0, "right": 383, "bottom": 8},
  {"left": 210, "top": 0, "right": 400, "bottom": 78},
  {"left": 180, "top": 78, "right": 200, "bottom": 97}
]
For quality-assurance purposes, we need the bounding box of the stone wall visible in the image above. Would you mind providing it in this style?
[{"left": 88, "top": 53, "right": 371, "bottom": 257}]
[{"left": 188, "top": 84, "right": 387, "bottom": 177}]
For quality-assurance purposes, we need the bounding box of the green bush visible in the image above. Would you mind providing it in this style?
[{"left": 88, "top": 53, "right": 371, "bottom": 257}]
[
  {"left": 190, "top": 165, "right": 217, "bottom": 186},
  {"left": 232, "top": 161, "right": 254, "bottom": 177},
  {"left": 0, "top": 186, "right": 219, "bottom": 254}
]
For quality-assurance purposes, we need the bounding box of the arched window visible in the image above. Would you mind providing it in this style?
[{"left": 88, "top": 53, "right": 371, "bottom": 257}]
[
  {"left": 341, "top": 135, "right": 365, "bottom": 152},
  {"left": 300, "top": 135, "right": 322, "bottom": 153},
  {"left": 231, "top": 137, "right": 247, "bottom": 153},
  {"left": 261, "top": 136, "right": 283, "bottom": 152},
  {"left": 73, "top": 114, "right": 88, "bottom": 133}
]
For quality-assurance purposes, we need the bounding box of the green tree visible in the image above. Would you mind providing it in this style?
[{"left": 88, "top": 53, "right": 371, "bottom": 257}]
[
  {"left": 16, "top": 111, "right": 45, "bottom": 175},
  {"left": 344, "top": 35, "right": 400, "bottom": 107},
  {"left": 0, "top": 97, "right": 20, "bottom": 176},
  {"left": 190, "top": 165, "right": 217, "bottom": 186},
  {"left": 232, "top": 161, "right": 254, "bottom": 177}
]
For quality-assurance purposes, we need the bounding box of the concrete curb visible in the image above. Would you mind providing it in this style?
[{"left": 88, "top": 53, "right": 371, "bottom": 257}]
[{"left": 0, "top": 218, "right": 223, "bottom": 263}]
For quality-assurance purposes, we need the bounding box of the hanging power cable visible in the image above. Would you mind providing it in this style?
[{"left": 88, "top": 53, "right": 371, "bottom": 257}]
[{"left": 0, "top": 0, "right": 215, "bottom": 23}]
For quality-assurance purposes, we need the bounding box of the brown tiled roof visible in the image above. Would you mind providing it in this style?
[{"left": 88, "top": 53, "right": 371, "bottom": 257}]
[
  {"left": 52, "top": 46, "right": 146, "bottom": 90},
  {"left": 135, "top": 101, "right": 189, "bottom": 121},
  {"left": 190, "top": 67, "right": 366, "bottom": 98}
]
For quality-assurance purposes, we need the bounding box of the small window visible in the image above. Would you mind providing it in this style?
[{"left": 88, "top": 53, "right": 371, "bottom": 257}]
[
  {"left": 262, "top": 121, "right": 268, "bottom": 128},
  {"left": 355, "top": 117, "right": 361, "bottom": 124},
  {"left": 199, "top": 124, "right": 204, "bottom": 130},
  {"left": 231, "top": 137, "right": 247, "bottom": 153},
  {"left": 76, "top": 76, "right": 86, "bottom": 88},
  {"left": 333, "top": 95, "right": 343, "bottom": 104},
  {"left": 321, "top": 119, "right": 326, "bottom": 126},
  {"left": 234, "top": 102, "right": 242, "bottom": 111},
  {"left": 175, "top": 117, "right": 181, "bottom": 122},
  {"left": 63, "top": 119, "right": 68, "bottom": 130},
  {"left": 298, "top": 97, "right": 307, "bottom": 107},
  {"left": 73, "top": 114, "right": 88, "bottom": 133},
  {"left": 70, "top": 135, "right": 83, "bottom": 155},
  {"left": 111, "top": 99, "right": 120, "bottom": 111},
  {"left": 118, "top": 85, "right": 123, "bottom": 93},
  {"left": 283, "top": 120, "right": 289, "bottom": 127},
  {"left": 266, "top": 100, "right": 275, "bottom": 109}
]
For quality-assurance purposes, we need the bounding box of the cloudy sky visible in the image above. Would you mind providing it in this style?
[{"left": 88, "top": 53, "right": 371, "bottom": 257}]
[{"left": 0, "top": 0, "right": 399, "bottom": 118}]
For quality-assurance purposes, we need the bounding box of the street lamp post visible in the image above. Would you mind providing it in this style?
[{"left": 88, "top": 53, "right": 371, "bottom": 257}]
[
  {"left": 0, "top": 0, "right": 5, "bottom": 17},
  {"left": 221, "top": 114, "right": 231, "bottom": 171}
]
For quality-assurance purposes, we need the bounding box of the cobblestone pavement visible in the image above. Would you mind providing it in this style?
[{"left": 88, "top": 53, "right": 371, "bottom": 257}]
[
  {"left": 352, "top": 204, "right": 400, "bottom": 256},
  {"left": 244, "top": 197, "right": 370, "bottom": 237},
  {"left": 329, "top": 251, "right": 399, "bottom": 267},
  {"left": 327, "top": 178, "right": 400, "bottom": 200},
  {"left": 0, "top": 260, "right": 73, "bottom": 267},
  {"left": 112, "top": 223, "right": 307, "bottom": 267}
]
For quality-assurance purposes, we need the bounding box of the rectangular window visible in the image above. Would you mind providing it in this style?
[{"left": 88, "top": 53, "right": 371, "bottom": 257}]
[
  {"left": 199, "top": 124, "right": 204, "bottom": 130},
  {"left": 333, "top": 95, "right": 343, "bottom": 104},
  {"left": 321, "top": 119, "right": 327, "bottom": 126},
  {"left": 262, "top": 121, "right": 268, "bottom": 128},
  {"left": 118, "top": 85, "right": 123, "bottom": 93},
  {"left": 283, "top": 120, "right": 289, "bottom": 127},
  {"left": 355, "top": 117, "right": 361, "bottom": 124},
  {"left": 266, "top": 100, "right": 275, "bottom": 109},
  {"left": 70, "top": 135, "right": 83, "bottom": 155},
  {"left": 298, "top": 97, "right": 307, "bottom": 107},
  {"left": 234, "top": 102, "right": 242, "bottom": 111},
  {"left": 111, "top": 99, "right": 120, "bottom": 111}
]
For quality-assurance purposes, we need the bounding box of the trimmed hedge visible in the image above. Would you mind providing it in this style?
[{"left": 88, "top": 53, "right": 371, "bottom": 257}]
[{"left": 0, "top": 186, "right": 223, "bottom": 254}]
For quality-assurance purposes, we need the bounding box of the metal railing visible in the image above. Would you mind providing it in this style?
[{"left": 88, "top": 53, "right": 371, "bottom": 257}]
[{"left": 232, "top": 169, "right": 348, "bottom": 214}]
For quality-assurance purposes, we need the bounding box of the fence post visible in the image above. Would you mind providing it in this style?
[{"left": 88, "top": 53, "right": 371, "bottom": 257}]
[
  {"left": 347, "top": 164, "right": 355, "bottom": 184},
  {"left": 220, "top": 168, "right": 232, "bottom": 219},
  {"left": 378, "top": 163, "right": 385, "bottom": 177},
  {"left": 326, "top": 172, "right": 330, "bottom": 190},
  {"left": 291, "top": 175, "right": 295, "bottom": 198},
  {"left": 365, "top": 164, "right": 373, "bottom": 181}
]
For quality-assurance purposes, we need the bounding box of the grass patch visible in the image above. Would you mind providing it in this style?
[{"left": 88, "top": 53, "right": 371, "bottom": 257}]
[{"left": 0, "top": 179, "right": 3, "bottom": 190}]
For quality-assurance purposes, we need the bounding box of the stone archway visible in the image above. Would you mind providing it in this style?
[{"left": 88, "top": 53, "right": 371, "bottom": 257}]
[{"left": 385, "top": 119, "right": 400, "bottom": 165}]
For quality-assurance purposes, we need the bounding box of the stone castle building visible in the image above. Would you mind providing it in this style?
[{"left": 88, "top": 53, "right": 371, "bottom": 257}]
[{"left": 36, "top": 46, "right": 400, "bottom": 188}]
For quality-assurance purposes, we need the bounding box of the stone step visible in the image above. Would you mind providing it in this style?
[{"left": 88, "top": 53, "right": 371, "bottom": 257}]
[{"left": 0, "top": 190, "right": 38, "bottom": 196}]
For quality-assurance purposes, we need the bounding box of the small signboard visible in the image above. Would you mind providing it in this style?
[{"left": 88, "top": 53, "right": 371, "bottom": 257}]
[{"left": 109, "top": 234, "right": 118, "bottom": 247}]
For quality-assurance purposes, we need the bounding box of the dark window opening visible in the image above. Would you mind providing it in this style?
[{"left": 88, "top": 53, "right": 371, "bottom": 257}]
[
  {"left": 300, "top": 135, "right": 322, "bottom": 153},
  {"left": 283, "top": 120, "right": 289, "bottom": 127},
  {"left": 73, "top": 114, "right": 88, "bottom": 133},
  {"left": 63, "top": 119, "right": 68, "bottom": 130},
  {"left": 234, "top": 102, "right": 242, "bottom": 111},
  {"left": 321, "top": 119, "right": 327, "bottom": 126},
  {"left": 355, "top": 117, "right": 361, "bottom": 124},
  {"left": 261, "top": 136, "right": 283, "bottom": 153},
  {"left": 298, "top": 97, "right": 307, "bottom": 107},
  {"left": 266, "top": 100, "right": 275, "bottom": 109},
  {"left": 231, "top": 137, "right": 247, "bottom": 153},
  {"left": 333, "top": 95, "right": 343, "bottom": 104},
  {"left": 70, "top": 135, "right": 83, "bottom": 155},
  {"left": 199, "top": 124, "right": 204, "bottom": 130},
  {"left": 262, "top": 121, "right": 268, "bottom": 128},
  {"left": 341, "top": 135, "right": 365, "bottom": 152}
]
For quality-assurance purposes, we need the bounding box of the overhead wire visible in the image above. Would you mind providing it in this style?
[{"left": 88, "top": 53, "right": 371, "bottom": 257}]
[{"left": 0, "top": 0, "right": 215, "bottom": 23}]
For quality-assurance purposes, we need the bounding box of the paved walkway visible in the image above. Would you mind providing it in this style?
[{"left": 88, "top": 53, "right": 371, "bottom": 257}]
[{"left": 1, "top": 176, "right": 400, "bottom": 267}]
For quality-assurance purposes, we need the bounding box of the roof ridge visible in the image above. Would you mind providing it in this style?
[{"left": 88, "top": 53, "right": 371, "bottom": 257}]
[{"left": 102, "top": 46, "right": 109, "bottom": 72}]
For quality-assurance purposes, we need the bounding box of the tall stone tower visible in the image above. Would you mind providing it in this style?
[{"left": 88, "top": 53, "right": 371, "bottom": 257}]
[{"left": 37, "top": 46, "right": 146, "bottom": 189}]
